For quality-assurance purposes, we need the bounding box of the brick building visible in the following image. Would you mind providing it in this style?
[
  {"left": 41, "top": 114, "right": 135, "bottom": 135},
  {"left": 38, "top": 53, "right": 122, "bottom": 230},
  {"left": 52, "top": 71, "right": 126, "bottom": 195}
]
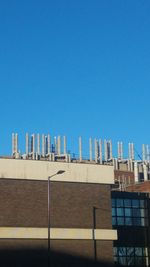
[
  {"left": 1, "top": 133, "right": 150, "bottom": 266},
  {"left": 0, "top": 158, "right": 117, "bottom": 266}
]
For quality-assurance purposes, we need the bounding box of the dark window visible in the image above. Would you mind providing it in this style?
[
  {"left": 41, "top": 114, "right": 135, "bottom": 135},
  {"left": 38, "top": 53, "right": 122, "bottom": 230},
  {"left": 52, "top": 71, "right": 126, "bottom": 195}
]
[
  {"left": 112, "top": 198, "right": 148, "bottom": 226},
  {"left": 124, "top": 199, "right": 131, "bottom": 207},
  {"left": 113, "top": 247, "right": 148, "bottom": 266},
  {"left": 117, "top": 199, "right": 123, "bottom": 207}
]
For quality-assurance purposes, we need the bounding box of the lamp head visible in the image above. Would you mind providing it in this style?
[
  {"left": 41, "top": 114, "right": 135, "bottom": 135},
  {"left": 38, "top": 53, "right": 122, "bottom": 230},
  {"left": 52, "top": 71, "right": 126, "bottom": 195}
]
[{"left": 57, "top": 170, "right": 65, "bottom": 175}]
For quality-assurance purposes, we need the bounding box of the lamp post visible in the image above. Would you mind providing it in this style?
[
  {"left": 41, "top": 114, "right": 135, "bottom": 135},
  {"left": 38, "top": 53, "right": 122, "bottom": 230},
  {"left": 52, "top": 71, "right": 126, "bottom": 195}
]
[
  {"left": 48, "top": 170, "right": 65, "bottom": 265},
  {"left": 93, "top": 206, "right": 101, "bottom": 262},
  {"left": 93, "top": 206, "right": 97, "bottom": 262}
]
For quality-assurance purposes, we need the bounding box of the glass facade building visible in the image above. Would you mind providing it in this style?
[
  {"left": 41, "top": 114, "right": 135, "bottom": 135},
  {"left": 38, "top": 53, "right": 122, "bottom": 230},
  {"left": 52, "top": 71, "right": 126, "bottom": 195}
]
[{"left": 111, "top": 191, "right": 150, "bottom": 266}]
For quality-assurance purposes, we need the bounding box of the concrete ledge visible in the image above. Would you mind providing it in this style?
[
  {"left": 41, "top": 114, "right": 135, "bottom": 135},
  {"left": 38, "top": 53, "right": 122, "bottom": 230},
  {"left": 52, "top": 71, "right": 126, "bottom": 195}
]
[
  {"left": 0, "top": 227, "right": 117, "bottom": 240},
  {"left": 0, "top": 158, "right": 114, "bottom": 184}
]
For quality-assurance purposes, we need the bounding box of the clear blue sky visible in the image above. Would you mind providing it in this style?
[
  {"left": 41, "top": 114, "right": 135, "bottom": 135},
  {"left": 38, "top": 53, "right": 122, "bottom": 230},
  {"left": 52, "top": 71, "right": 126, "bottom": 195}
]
[{"left": 0, "top": 0, "right": 150, "bottom": 157}]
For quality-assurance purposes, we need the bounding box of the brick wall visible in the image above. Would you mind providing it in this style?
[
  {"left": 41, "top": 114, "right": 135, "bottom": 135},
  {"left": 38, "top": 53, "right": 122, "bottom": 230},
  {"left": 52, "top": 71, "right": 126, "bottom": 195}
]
[
  {"left": 125, "top": 180, "right": 150, "bottom": 193},
  {"left": 0, "top": 178, "right": 113, "bottom": 263},
  {"left": 114, "top": 170, "right": 134, "bottom": 185}
]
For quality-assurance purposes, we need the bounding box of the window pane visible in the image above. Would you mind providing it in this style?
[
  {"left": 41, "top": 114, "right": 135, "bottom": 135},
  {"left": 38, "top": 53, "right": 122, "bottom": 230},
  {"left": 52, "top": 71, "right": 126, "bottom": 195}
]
[
  {"left": 132, "top": 208, "right": 141, "bottom": 217},
  {"left": 135, "top": 257, "right": 143, "bottom": 266},
  {"left": 116, "top": 199, "right": 123, "bottom": 207},
  {"left": 117, "top": 208, "right": 124, "bottom": 216},
  {"left": 118, "top": 257, "right": 127, "bottom": 265},
  {"left": 126, "top": 256, "right": 135, "bottom": 265},
  {"left": 112, "top": 217, "right": 116, "bottom": 225},
  {"left": 135, "top": 247, "right": 142, "bottom": 256},
  {"left": 140, "top": 200, "right": 145, "bottom": 208},
  {"left": 126, "top": 247, "right": 134, "bottom": 256},
  {"left": 140, "top": 209, "right": 146, "bottom": 217},
  {"left": 124, "top": 199, "right": 131, "bottom": 207},
  {"left": 133, "top": 217, "right": 141, "bottom": 226},
  {"left": 132, "top": 199, "right": 139, "bottom": 207},
  {"left": 112, "top": 208, "right": 116, "bottom": 216},
  {"left": 125, "top": 217, "right": 132, "bottom": 225},
  {"left": 118, "top": 247, "right": 126, "bottom": 256},
  {"left": 141, "top": 218, "right": 145, "bottom": 226},
  {"left": 113, "top": 247, "right": 148, "bottom": 267},
  {"left": 114, "top": 256, "right": 118, "bottom": 264},
  {"left": 117, "top": 217, "right": 124, "bottom": 225},
  {"left": 125, "top": 208, "right": 131, "bottom": 216},
  {"left": 112, "top": 198, "right": 115, "bottom": 207},
  {"left": 113, "top": 247, "right": 117, "bottom": 256}
]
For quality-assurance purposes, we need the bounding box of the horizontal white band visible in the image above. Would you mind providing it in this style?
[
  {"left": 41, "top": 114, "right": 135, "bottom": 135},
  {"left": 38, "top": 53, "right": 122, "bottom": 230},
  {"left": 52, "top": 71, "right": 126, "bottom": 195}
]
[
  {"left": 0, "top": 227, "right": 117, "bottom": 240},
  {"left": 0, "top": 158, "right": 114, "bottom": 184}
]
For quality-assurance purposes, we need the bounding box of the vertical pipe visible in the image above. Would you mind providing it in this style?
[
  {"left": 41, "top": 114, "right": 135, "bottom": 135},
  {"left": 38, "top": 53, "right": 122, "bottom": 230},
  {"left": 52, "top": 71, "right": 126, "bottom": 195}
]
[
  {"left": 54, "top": 136, "right": 57, "bottom": 154},
  {"left": 146, "top": 145, "right": 149, "bottom": 161},
  {"left": 94, "top": 139, "right": 98, "bottom": 163},
  {"left": 63, "top": 136, "right": 67, "bottom": 154},
  {"left": 37, "top": 133, "right": 40, "bottom": 155},
  {"left": 143, "top": 164, "right": 148, "bottom": 181},
  {"left": 115, "top": 158, "right": 118, "bottom": 170},
  {"left": 26, "top": 133, "right": 29, "bottom": 156},
  {"left": 107, "top": 141, "right": 110, "bottom": 160},
  {"left": 118, "top": 142, "right": 120, "bottom": 159},
  {"left": 109, "top": 140, "right": 112, "bottom": 159},
  {"left": 42, "top": 134, "right": 45, "bottom": 157},
  {"left": 127, "top": 159, "right": 131, "bottom": 171},
  {"left": 142, "top": 144, "right": 145, "bottom": 161},
  {"left": 128, "top": 143, "right": 130, "bottom": 159},
  {"left": 33, "top": 134, "right": 35, "bottom": 159},
  {"left": 45, "top": 136, "right": 48, "bottom": 155},
  {"left": 30, "top": 135, "right": 32, "bottom": 156},
  {"left": 130, "top": 159, "right": 133, "bottom": 172},
  {"left": 131, "top": 143, "right": 134, "bottom": 160},
  {"left": 89, "top": 138, "right": 92, "bottom": 162},
  {"left": 134, "top": 161, "right": 138, "bottom": 182},
  {"left": 99, "top": 139, "right": 102, "bottom": 164},
  {"left": 15, "top": 133, "right": 18, "bottom": 154},
  {"left": 12, "top": 133, "right": 15, "bottom": 155},
  {"left": 104, "top": 140, "right": 108, "bottom": 161},
  {"left": 79, "top": 136, "right": 82, "bottom": 162},
  {"left": 48, "top": 134, "right": 51, "bottom": 154},
  {"left": 31, "top": 135, "right": 33, "bottom": 153},
  {"left": 113, "top": 158, "right": 116, "bottom": 170},
  {"left": 120, "top": 142, "right": 123, "bottom": 160},
  {"left": 57, "top": 136, "right": 61, "bottom": 155},
  {"left": 31, "top": 134, "right": 35, "bottom": 159},
  {"left": 129, "top": 143, "right": 132, "bottom": 160}
]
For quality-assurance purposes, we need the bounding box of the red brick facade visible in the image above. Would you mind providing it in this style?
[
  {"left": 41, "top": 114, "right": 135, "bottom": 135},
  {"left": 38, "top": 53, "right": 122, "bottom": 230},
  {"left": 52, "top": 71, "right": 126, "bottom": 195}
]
[{"left": 0, "top": 178, "right": 114, "bottom": 265}]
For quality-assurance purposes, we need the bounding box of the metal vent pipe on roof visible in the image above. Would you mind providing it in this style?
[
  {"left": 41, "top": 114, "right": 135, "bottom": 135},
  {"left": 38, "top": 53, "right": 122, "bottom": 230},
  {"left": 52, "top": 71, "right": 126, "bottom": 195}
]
[
  {"left": 89, "top": 138, "right": 92, "bottom": 162},
  {"left": 37, "top": 133, "right": 40, "bottom": 155},
  {"left": 48, "top": 134, "right": 51, "bottom": 154},
  {"left": 42, "top": 134, "right": 45, "bottom": 157},
  {"left": 94, "top": 138, "right": 98, "bottom": 163},
  {"left": 57, "top": 136, "right": 61, "bottom": 155},
  {"left": 63, "top": 136, "right": 67, "bottom": 154},
  {"left": 12, "top": 133, "right": 15, "bottom": 155},
  {"left": 99, "top": 139, "right": 102, "bottom": 164},
  {"left": 26, "top": 133, "right": 29, "bottom": 156},
  {"left": 142, "top": 144, "right": 146, "bottom": 161},
  {"left": 79, "top": 136, "right": 82, "bottom": 162}
]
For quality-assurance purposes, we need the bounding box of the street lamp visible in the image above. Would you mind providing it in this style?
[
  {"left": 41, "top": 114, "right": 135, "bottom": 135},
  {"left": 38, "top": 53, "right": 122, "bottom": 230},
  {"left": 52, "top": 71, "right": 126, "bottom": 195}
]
[
  {"left": 93, "top": 206, "right": 101, "bottom": 262},
  {"left": 48, "top": 170, "right": 65, "bottom": 264}
]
